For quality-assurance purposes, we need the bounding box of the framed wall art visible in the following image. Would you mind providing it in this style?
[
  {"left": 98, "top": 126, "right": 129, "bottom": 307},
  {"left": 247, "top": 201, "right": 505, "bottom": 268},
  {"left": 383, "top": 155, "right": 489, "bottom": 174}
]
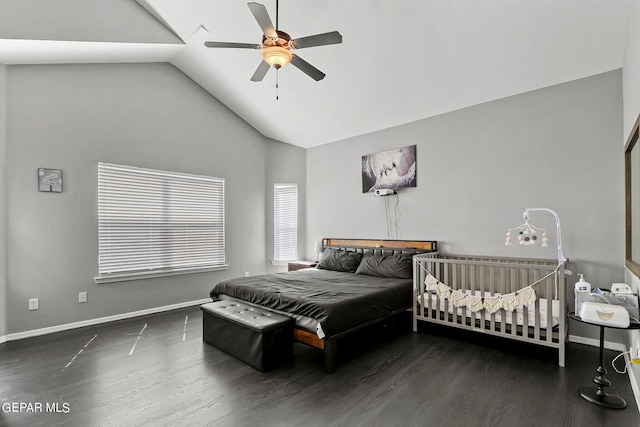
[
  {"left": 38, "top": 168, "right": 63, "bottom": 193},
  {"left": 362, "top": 145, "right": 416, "bottom": 193}
]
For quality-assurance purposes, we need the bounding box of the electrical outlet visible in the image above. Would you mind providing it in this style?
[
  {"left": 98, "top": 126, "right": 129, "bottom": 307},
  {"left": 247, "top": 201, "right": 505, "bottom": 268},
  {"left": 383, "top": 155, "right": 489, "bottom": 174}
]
[
  {"left": 244, "top": 272, "right": 250, "bottom": 277},
  {"left": 28, "top": 298, "right": 39, "bottom": 311},
  {"left": 78, "top": 292, "right": 87, "bottom": 303}
]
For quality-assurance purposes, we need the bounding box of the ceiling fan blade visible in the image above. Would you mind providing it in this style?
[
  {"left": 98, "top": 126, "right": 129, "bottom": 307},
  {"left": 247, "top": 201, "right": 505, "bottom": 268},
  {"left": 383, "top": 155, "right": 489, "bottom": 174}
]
[
  {"left": 251, "top": 60, "right": 271, "bottom": 82},
  {"left": 291, "top": 31, "right": 342, "bottom": 49},
  {"left": 247, "top": 2, "right": 278, "bottom": 39},
  {"left": 290, "top": 54, "right": 325, "bottom": 81},
  {"left": 204, "top": 41, "right": 261, "bottom": 49}
]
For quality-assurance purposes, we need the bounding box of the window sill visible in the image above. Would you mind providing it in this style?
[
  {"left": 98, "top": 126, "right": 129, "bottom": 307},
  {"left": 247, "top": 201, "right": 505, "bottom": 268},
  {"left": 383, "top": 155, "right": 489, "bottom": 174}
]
[{"left": 95, "top": 265, "right": 228, "bottom": 284}]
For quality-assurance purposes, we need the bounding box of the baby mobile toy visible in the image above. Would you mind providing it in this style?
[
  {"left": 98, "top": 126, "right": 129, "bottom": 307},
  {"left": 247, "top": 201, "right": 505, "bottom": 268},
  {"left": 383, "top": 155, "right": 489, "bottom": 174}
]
[
  {"left": 505, "top": 207, "right": 569, "bottom": 274},
  {"left": 505, "top": 220, "right": 549, "bottom": 247}
]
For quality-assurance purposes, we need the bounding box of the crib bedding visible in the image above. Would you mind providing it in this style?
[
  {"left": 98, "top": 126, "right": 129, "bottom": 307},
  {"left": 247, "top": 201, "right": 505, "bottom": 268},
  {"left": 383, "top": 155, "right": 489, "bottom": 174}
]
[
  {"left": 416, "top": 291, "right": 559, "bottom": 329},
  {"left": 210, "top": 268, "right": 412, "bottom": 337}
]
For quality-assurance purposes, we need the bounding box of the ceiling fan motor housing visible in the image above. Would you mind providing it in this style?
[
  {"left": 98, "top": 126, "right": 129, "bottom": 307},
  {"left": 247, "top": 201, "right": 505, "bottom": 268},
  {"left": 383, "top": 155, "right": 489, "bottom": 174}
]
[
  {"left": 262, "top": 31, "right": 292, "bottom": 48},
  {"left": 262, "top": 31, "right": 293, "bottom": 68}
]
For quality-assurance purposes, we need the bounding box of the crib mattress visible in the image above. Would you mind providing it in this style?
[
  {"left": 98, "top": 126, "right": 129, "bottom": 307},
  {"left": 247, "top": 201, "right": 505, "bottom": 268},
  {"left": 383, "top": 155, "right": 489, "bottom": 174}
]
[{"left": 416, "top": 291, "right": 559, "bottom": 329}]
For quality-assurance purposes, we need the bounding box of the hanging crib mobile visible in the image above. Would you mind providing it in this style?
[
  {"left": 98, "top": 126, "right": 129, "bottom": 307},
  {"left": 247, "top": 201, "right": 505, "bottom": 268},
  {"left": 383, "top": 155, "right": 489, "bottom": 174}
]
[
  {"left": 505, "top": 207, "right": 570, "bottom": 273},
  {"left": 505, "top": 219, "right": 548, "bottom": 247}
]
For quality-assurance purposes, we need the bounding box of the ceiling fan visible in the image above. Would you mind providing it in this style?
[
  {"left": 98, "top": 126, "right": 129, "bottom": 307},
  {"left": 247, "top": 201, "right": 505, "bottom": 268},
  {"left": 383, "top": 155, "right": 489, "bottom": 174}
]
[{"left": 204, "top": 1, "right": 342, "bottom": 82}]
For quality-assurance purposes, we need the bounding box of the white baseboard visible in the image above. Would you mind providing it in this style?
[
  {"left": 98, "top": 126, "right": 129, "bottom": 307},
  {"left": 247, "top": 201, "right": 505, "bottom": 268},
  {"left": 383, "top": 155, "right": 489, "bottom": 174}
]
[
  {"left": 0, "top": 335, "right": 5, "bottom": 344},
  {"left": 3, "top": 298, "right": 212, "bottom": 342},
  {"left": 568, "top": 334, "right": 626, "bottom": 352}
]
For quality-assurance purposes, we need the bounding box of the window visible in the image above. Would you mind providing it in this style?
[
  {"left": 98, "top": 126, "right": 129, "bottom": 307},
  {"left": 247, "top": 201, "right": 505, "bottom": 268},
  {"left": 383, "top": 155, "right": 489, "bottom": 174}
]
[
  {"left": 274, "top": 183, "right": 297, "bottom": 262},
  {"left": 96, "top": 163, "right": 225, "bottom": 283}
]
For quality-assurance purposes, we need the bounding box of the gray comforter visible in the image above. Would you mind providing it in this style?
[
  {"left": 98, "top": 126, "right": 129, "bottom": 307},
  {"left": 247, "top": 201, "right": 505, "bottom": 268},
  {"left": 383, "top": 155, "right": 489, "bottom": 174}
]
[{"left": 210, "top": 268, "right": 412, "bottom": 337}]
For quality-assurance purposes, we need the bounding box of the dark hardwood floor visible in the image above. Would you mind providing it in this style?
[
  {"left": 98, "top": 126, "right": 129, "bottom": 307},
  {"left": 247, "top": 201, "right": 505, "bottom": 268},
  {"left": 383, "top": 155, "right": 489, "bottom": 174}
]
[{"left": 1, "top": 306, "right": 639, "bottom": 427}]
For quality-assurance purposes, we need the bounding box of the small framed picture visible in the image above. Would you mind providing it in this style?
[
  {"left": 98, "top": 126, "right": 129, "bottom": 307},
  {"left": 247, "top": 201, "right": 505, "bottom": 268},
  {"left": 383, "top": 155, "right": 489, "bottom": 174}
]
[{"left": 38, "top": 168, "right": 63, "bottom": 193}]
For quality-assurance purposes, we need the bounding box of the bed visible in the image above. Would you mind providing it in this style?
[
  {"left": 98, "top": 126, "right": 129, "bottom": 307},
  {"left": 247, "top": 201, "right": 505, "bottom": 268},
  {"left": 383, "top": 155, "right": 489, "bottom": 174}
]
[
  {"left": 412, "top": 253, "right": 568, "bottom": 366},
  {"left": 210, "top": 238, "right": 438, "bottom": 372}
]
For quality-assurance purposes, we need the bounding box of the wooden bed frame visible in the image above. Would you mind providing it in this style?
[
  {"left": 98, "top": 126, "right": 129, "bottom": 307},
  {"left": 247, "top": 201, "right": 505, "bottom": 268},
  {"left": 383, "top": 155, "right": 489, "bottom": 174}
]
[{"left": 299, "top": 238, "right": 438, "bottom": 372}]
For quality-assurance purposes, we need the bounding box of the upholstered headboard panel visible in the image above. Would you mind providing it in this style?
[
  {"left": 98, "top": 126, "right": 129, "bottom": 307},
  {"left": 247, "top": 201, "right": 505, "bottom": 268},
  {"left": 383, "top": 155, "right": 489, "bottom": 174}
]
[{"left": 322, "top": 238, "right": 437, "bottom": 257}]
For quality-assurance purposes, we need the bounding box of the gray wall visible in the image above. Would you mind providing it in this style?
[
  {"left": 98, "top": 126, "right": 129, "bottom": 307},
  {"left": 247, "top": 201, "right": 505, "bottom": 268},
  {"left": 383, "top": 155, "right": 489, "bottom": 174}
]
[
  {"left": 624, "top": 0, "right": 640, "bottom": 299},
  {"left": 264, "top": 137, "right": 307, "bottom": 273},
  {"left": 0, "top": 56, "right": 627, "bottom": 349},
  {"left": 0, "top": 65, "right": 7, "bottom": 338},
  {"left": 307, "top": 70, "right": 624, "bottom": 340},
  {"left": 623, "top": 0, "right": 640, "bottom": 397},
  {"left": 624, "top": 1, "right": 640, "bottom": 141},
  {"left": 4, "top": 62, "right": 304, "bottom": 334}
]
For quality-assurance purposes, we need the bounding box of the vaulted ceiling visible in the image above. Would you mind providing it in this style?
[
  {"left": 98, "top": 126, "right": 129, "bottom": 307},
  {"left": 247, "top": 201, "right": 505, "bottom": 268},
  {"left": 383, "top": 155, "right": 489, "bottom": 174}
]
[{"left": 0, "top": 0, "right": 630, "bottom": 148}]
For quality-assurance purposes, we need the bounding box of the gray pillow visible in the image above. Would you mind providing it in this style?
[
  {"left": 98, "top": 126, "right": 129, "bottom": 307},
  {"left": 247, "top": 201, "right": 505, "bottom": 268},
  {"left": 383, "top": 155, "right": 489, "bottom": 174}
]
[
  {"left": 316, "top": 248, "right": 363, "bottom": 273},
  {"left": 355, "top": 253, "right": 413, "bottom": 278}
]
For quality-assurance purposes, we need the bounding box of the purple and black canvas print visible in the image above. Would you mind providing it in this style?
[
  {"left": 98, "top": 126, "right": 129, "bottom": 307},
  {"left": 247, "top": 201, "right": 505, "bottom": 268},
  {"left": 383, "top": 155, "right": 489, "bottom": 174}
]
[{"left": 362, "top": 145, "right": 416, "bottom": 193}]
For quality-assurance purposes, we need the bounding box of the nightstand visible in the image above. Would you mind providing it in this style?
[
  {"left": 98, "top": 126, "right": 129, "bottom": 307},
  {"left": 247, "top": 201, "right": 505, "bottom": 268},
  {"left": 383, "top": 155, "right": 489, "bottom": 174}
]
[
  {"left": 288, "top": 261, "right": 318, "bottom": 271},
  {"left": 569, "top": 312, "right": 640, "bottom": 409}
]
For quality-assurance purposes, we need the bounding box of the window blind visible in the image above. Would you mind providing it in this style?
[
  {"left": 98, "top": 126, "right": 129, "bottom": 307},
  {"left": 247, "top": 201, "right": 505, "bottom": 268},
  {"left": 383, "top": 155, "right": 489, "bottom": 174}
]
[
  {"left": 274, "top": 183, "right": 297, "bottom": 261},
  {"left": 97, "top": 163, "right": 225, "bottom": 281}
]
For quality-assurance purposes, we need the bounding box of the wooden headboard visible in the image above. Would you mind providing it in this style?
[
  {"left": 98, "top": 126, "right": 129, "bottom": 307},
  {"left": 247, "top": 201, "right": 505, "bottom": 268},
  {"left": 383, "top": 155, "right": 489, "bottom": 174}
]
[{"left": 322, "top": 238, "right": 437, "bottom": 253}]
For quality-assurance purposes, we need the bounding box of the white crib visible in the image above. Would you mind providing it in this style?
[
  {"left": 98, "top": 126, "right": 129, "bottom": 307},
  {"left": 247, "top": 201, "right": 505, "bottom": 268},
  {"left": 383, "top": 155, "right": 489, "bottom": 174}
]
[{"left": 413, "top": 253, "right": 567, "bottom": 366}]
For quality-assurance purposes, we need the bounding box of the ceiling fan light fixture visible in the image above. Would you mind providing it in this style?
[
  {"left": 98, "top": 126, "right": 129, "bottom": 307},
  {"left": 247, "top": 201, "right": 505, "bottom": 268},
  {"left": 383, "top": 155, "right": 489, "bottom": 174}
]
[{"left": 262, "top": 46, "right": 292, "bottom": 69}]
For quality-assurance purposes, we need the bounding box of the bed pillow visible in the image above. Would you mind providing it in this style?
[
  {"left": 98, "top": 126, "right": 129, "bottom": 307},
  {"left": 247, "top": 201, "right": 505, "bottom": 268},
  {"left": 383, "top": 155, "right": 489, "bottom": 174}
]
[
  {"left": 355, "top": 253, "right": 413, "bottom": 279},
  {"left": 316, "top": 248, "right": 363, "bottom": 273}
]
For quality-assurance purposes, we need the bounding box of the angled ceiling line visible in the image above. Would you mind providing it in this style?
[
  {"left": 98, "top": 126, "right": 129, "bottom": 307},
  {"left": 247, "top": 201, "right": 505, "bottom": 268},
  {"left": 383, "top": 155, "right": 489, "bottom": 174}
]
[{"left": 135, "top": 0, "right": 186, "bottom": 44}]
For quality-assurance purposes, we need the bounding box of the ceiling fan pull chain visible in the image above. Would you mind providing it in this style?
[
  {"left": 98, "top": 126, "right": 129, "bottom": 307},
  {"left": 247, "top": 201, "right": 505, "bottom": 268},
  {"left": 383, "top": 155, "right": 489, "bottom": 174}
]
[{"left": 276, "top": 68, "right": 279, "bottom": 100}]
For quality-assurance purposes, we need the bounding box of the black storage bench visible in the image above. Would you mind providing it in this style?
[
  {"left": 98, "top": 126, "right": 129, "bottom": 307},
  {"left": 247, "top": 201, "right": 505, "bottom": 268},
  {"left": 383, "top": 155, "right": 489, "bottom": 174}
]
[{"left": 201, "top": 300, "right": 294, "bottom": 371}]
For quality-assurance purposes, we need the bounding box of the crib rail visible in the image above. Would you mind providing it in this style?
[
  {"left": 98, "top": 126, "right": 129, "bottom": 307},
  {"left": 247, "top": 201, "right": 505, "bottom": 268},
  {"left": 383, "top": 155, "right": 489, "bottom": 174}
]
[{"left": 413, "top": 253, "right": 567, "bottom": 366}]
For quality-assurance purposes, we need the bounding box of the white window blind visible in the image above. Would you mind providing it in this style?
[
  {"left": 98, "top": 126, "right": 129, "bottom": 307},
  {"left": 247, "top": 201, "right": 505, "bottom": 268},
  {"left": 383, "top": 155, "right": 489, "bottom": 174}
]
[
  {"left": 97, "top": 163, "right": 225, "bottom": 282},
  {"left": 274, "top": 183, "right": 297, "bottom": 261}
]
